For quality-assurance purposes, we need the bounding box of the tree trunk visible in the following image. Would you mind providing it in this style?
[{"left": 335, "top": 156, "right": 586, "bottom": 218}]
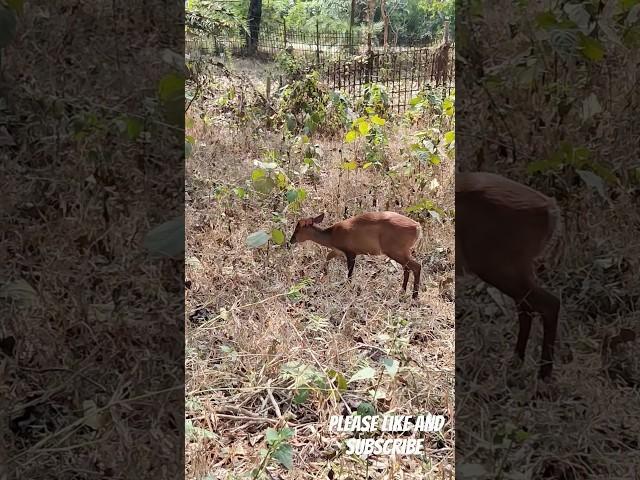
[
  {"left": 247, "top": 0, "right": 263, "bottom": 54},
  {"left": 381, "top": 0, "right": 389, "bottom": 49},
  {"left": 349, "top": 0, "right": 356, "bottom": 53},
  {"left": 366, "top": 0, "right": 375, "bottom": 53}
]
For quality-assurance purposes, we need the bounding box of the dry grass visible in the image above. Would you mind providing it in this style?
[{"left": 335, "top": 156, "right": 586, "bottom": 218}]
[
  {"left": 185, "top": 60, "right": 455, "bottom": 478},
  {"left": 1, "top": 3, "right": 183, "bottom": 479},
  {"left": 454, "top": 0, "right": 640, "bottom": 477}
]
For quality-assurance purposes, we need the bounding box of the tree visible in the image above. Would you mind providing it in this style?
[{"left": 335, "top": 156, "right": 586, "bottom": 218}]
[
  {"left": 247, "top": 0, "right": 263, "bottom": 53},
  {"left": 380, "top": 0, "right": 389, "bottom": 48},
  {"left": 185, "top": 0, "right": 245, "bottom": 36}
]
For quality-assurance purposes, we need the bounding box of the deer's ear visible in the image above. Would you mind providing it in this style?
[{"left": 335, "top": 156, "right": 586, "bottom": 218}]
[{"left": 313, "top": 213, "right": 325, "bottom": 224}]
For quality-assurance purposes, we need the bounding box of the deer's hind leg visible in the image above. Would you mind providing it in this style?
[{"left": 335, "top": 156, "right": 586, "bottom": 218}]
[{"left": 389, "top": 253, "right": 422, "bottom": 299}]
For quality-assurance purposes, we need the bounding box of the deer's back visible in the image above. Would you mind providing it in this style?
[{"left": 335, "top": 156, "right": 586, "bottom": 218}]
[
  {"left": 332, "top": 211, "right": 420, "bottom": 255},
  {"left": 456, "top": 173, "right": 557, "bottom": 273}
]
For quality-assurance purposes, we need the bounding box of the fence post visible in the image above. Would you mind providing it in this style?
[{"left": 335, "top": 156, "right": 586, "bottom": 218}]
[
  {"left": 266, "top": 74, "right": 271, "bottom": 100},
  {"left": 443, "top": 20, "right": 450, "bottom": 44},
  {"left": 315, "top": 18, "right": 320, "bottom": 66},
  {"left": 366, "top": 33, "right": 373, "bottom": 85},
  {"left": 282, "top": 17, "right": 287, "bottom": 48}
]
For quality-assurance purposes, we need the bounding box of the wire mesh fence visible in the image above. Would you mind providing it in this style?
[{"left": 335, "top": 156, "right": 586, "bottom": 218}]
[{"left": 186, "top": 25, "right": 454, "bottom": 113}]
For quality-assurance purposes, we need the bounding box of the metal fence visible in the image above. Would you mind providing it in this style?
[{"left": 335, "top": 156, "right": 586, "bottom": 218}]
[
  {"left": 186, "top": 26, "right": 454, "bottom": 112},
  {"left": 324, "top": 45, "right": 454, "bottom": 112},
  {"left": 187, "top": 25, "right": 438, "bottom": 58}
]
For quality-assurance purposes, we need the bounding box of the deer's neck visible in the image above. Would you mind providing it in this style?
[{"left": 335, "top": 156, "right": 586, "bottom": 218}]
[{"left": 308, "top": 226, "right": 335, "bottom": 249}]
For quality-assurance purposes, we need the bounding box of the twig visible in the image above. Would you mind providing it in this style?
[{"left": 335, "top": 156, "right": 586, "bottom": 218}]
[
  {"left": 266, "top": 380, "right": 283, "bottom": 418},
  {"left": 214, "top": 413, "right": 278, "bottom": 425}
]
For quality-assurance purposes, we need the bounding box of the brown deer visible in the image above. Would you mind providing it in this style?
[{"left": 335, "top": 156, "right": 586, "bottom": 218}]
[
  {"left": 289, "top": 212, "right": 423, "bottom": 298},
  {"left": 456, "top": 172, "right": 563, "bottom": 380}
]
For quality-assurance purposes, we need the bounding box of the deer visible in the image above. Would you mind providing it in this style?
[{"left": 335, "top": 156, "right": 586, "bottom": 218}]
[
  {"left": 289, "top": 211, "right": 423, "bottom": 299},
  {"left": 456, "top": 172, "right": 563, "bottom": 381}
]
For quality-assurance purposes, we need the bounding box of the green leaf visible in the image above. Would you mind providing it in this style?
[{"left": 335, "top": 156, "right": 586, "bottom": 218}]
[
  {"left": 349, "top": 366, "right": 376, "bottom": 383},
  {"left": 251, "top": 168, "right": 266, "bottom": 181},
  {"left": 253, "top": 177, "right": 275, "bottom": 194},
  {"left": 370, "top": 115, "right": 386, "bottom": 126},
  {"left": 255, "top": 160, "right": 278, "bottom": 170},
  {"left": 444, "top": 131, "right": 455, "bottom": 144},
  {"left": 286, "top": 114, "right": 297, "bottom": 132},
  {"left": 344, "top": 130, "right": 358, "bottom": 143},
  {"left": 327, "top": 369, "right": 348, "bottom": 393},
  {"left": 382, "top": 358, "right": 399, "bottom": 378},
  {"left": 358, "top": 120, "right": 371, "bottom": 135},
  {"left": 185, "top": 140, "right": 193, "bottom": 159},
  {"left": 293, "top": 388, "right": 310, "bottom": 404},
  {"left": 303, "top": 116, "right": 318, "bottom": 134},
  {"left": 341, "top": 160, "right": 357, "bottom": 171},
  {"left": 362, "top": 162, "right": 373, "bottom": 169},
  {"left": 513, "top": 429, "right": 531, "bottom": 443},
  {"left": 272, "top": 444, "right": 294, "bottom": 470},
  {"left": 286, "top": 189, "right": 298, "bottom": 203},
  {"left": 576, "top": 169, "right": 607, "bottom": 199},
  {"left": 429, "top": 154, "right": 441, "bottom": 165},
  {"left": 312, "top": 375, "right": 327, "bottom": 391},
  {"left": 186, "top": 117, "right": 195, "bottom": 129},
  {"left": 143, "top": 217, "right": 184, "bottom": 258},
  {"left": 186, "top": 421, "right": 215, "bottom": 440},
  {"left": 443, "top": 101, "right": 454, "bottom": 117},
  {"left": 429, "top": 210, "right": 442, "bottom": 222},
  {"left": 627, "top": 5, "right": 640, "bottom": 25},
  {"left": 186, "top": 256, "right": 203, "bottom": 270},
  {"left": 158, "top": 72, "right": 184, "bottom": 103},
  {"left": 579, "top": 35, "right": 604, "bottom": 61},
  {"left": 246, "top": 231, "right": 270, "bottom": 248},
  {"left": 623, "top": 25, "right": 640, "bottom": 48},
  {"left": 265, "top": 428, "right": 279, "bottom": 443},
  {"left": 285, "top": 188, "right": 306, "bottom": 204},
  {"left": 356, "top": 402, "right": 377, "bottom": 416},
  {"left": 271, "top": 229, "right": 285, "bottom": 245},
  {"left": 158, "top": 72, "right": 185, "bottom": 126},
  {"left": 564, "top": 3, "right": 592, "bottom": 34},
  {"left": 527, "top": 158, "right": 554, "bottom": 174},
  {"left": 275, "top": 172, "right": 288, "bottom": 189},
  {"left": 536, "top": 11, "right": 558, "bottom": 30},
  {"left": 279, "top": 427, "right": 295, "bottom": 440},
  {"left": 581, "top": 93, "right": 602, "bottom": 121},
  {"left": 126, "top": 118, "right": 143, "bottom": 140},
  {"left": 194, "top": 424, "right": 214, "bottom": 439},
  {"left": 6, "top": 0, "right": 24, "bottom": 14},
  {"left": 0, "top": 6, "right": 17, "bottom": 48}
]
